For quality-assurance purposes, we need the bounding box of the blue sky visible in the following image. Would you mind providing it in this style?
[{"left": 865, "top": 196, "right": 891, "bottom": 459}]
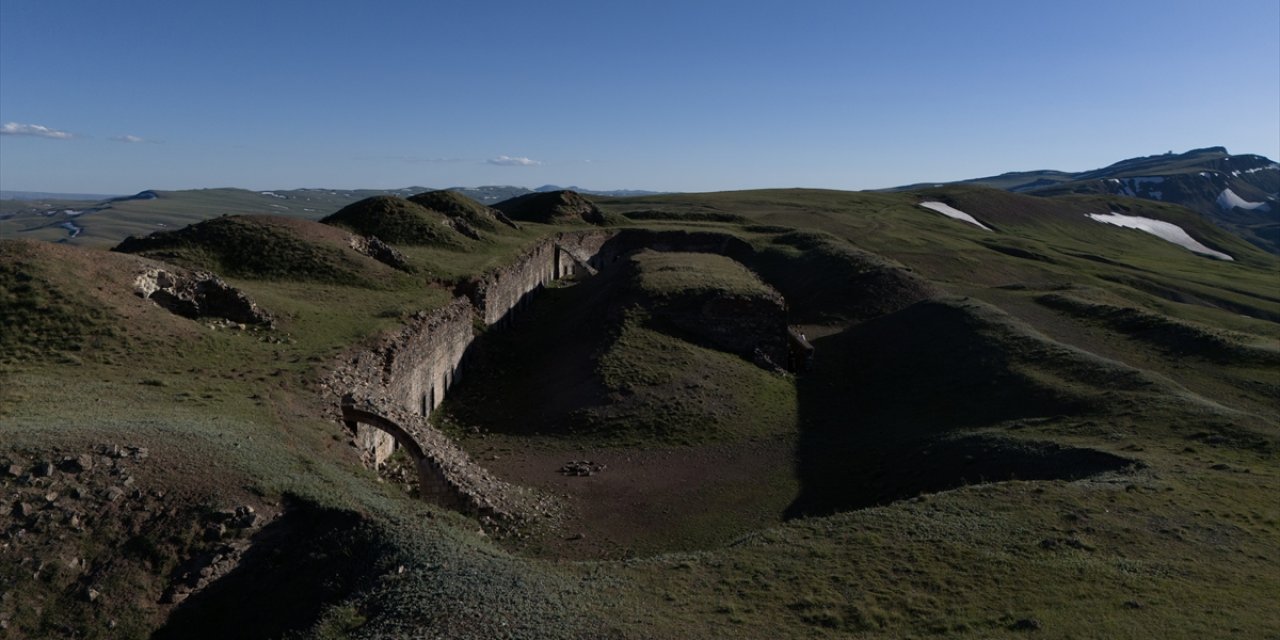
[{"left": 2, "top": 0, "right": 1277, "bottom": 194}]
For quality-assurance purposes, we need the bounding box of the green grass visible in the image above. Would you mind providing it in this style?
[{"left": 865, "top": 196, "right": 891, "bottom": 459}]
[
  {"left": 322, "top": 196, "right": 468, "bottom": 247},
  {"left": 631, "top": 249, "right": 777, "bottom": 300},
  {"left": 0, "top": 249, "right": 115, "bottom": 363},
  {"left": 111, "top": 215, "right": 411, "bottom": 286},
  {"left": 407, "top": 190, "right": 504, "bottom": 232},
  {"left": 2, "top": 183, "right": 1279, "bottom": 639},
  {"left": 589, "top": 313, "right": 797, "bottom": 444}
]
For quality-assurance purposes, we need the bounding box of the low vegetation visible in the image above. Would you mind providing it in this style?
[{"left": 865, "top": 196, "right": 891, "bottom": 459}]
[
  {"left": 2, "top": 183, "right": 1277, "bottom": 639},
  {"left": 113, "top": 215, "right": 409, "bottom": 286}
]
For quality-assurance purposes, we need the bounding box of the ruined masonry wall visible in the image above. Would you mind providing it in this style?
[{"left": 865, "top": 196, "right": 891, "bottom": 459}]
[
  {"left": 327, "top": 228, "right": 799, "bottom": 522},
  {"left": 335, "top": 231, "right": 617, "bottom": 468},
  {"left": 383, "top": 298, "right": 474, "bottom": 420},
  {"left": 470, "top": 231, "right": 615, "bottom": 326}
]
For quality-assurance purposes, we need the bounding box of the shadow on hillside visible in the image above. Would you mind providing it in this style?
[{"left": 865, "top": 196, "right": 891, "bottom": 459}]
[
  {"left": 151, "top": 498, "right": 390, "bottom": 640},
  {"left": 784, "top": 299, "right": 1135, "bottom": 519}
]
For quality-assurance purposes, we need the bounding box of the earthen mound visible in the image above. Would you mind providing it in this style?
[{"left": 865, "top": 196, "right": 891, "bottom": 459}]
[
  {"left": 322, "top": 196, "right": 470, "bottom": 246},
  {"left": 493, "top": 190, "right": 605, "bottom": 225},
  {"left": 749, "top": 230, "right": 938, "bottom": 323},
  {"left": 113, "top": 215, "right": 408, "bottom": 284},
  {"left": 408, "top": 190, "right": 519, "bottom": 232}
]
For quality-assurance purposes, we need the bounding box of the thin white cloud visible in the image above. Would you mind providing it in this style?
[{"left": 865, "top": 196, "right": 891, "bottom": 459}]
[
  {"left": 1, "top": 122, "right": 75, "bottom": 139},
  {"left": 486, "top": 155, "right": 541, "bottom": 166},
  {"left": 111, "top": 134, "right": 151, "bottom": 143},
  {"left": 392, "top": 155, "right": 470, "bottom": 164}
]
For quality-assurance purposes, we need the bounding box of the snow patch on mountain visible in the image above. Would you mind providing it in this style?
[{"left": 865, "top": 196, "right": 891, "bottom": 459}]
[
  {"left": 1216, "top": 188, "right": 1270, "bottom": 212},
  {"left": 918, "top": 201, "right": 991, "bottom": 230},
  {"left": 1087, "top": 213, "right": 1233, "bottom": 260}
]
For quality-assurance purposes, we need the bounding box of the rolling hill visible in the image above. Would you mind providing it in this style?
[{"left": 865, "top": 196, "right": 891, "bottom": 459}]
[
  {"left": 1, "top": 180, "right": 1278, "bottom": 638},
  {"left": 894, "top": 147, "right": 1280, "bottom": 253}
]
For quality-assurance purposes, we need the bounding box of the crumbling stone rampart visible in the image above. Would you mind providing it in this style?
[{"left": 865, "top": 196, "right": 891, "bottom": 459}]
[
  {"left": 324, "top": 232, "right": 618, "bottom": 523},
  {"left": 324, "top": 228, "right": 807, "bottom": 523}
]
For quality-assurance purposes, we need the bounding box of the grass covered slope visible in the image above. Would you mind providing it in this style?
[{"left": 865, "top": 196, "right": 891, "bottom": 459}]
[
  {"left": 111, "top": 214, "right": 412, "bottom": 286},
  {"left": 1, "top": 241, "right": 118, "bottom": 363},
  {"left": 321, "top": 196, "right": 471, "bottom": 247},
  {"left": 3, "top": 182, "right": 1279, "bottom": 639},
  {"left": 492, "top": 189, "right": 610, "bottom": 225},
  {"left": 406, "top": 189, "right": 510, "bottom": 232}
]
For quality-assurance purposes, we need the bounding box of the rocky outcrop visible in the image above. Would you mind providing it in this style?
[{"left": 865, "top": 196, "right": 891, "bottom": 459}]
[
  {"left": 348, "top": 235, "right": 412, "bottom": 272},
  {"left": 133, "top": 267, "right": 273, "bottom": 326}
]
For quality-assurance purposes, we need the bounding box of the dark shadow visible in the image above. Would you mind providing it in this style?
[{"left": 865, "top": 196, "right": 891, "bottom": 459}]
[
  {"left": 785, "top": 299, "right": 1135, "bottom": 518},
  {"left": 151, "top": 497, "right": 390, "bottom": 640}
]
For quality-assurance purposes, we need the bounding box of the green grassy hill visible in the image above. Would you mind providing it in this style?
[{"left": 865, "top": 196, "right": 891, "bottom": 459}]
[
  {"left": 2, "top": 184, "right": 1278, "bottom": 639},
  {"left": 894, "top": 147, "right": 1280, "bottom": 254}
]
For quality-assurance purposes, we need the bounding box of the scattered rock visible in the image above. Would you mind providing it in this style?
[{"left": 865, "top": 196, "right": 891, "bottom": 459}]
[
  {"left": 203, "top": 523, "right": 227, "bottom": 541},
  {"left": 349, "top": 235, "right": 414, "bottom": 271},
  {"left": 32, "top": 461, "right": 53, "bottom": 477},
  {"left": 4, "top": 464, "right": 23, "bottom": 477},
  {"left": 559, "top": 460, "right": 606, "bottom": 477}
]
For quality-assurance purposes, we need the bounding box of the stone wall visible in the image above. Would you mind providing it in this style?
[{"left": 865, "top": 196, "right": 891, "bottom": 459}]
[
  {"left": 324, "top": 228, "right": 816, "bottom": 523},
  {"left": 380, "top": 299, "right": 474, "bottom": 420},
  {"left": 464, "top": 230, "right": 616, "bottom": 326},
  {"left": 323, "top": 231, "right": 620, "bottom": 523}
]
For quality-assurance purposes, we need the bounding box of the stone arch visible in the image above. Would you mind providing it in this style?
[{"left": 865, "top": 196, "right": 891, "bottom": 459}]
[{"left": 340, "top": 404, "right": 460, "bottom": 508}]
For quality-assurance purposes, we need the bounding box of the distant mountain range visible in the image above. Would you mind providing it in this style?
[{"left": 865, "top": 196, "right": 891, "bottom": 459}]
[
  {"left": 893, "top": 147, "right": 1279, "bottom": 253},
  {"left": 6, "top": 149, "right": 1277, "bottom": 253},
  {"left": 1, "top": 185, "right": 664, "bottom": 205},
  {"left": 1, "top": 190, "right": 128, "bottom": 201}
]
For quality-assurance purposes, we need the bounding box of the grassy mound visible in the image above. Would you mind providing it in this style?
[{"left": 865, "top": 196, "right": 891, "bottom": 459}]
[
  {"left": 407, "top": 190, "right": 506, "bottom": 232},
  {"left": 492, "top": 190, "right": 607, "bottom": 225},
  {"left": 749, "top": 230, "right": 937, "bottom": 323},
  {"left": 322, "top": 196, "right": 468, "bottom": 247},
  {"left": 113, "top": 215, "right": 403, "bottom": 285},
  {"left": 631, "top": 250, "right": 777, "bottom": 299}
]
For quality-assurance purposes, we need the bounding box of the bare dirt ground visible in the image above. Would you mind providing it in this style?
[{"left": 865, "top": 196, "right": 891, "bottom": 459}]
[{"left": 460, "top": 435, "right": 799, "bottom": 560}]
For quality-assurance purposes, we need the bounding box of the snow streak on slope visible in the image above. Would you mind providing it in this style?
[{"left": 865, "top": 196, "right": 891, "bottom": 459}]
[
  {"left": 1216, "top": 188, "right": 1271, "bottom": 212},
  {"left": 1086, "top": 213, "right": 1233, "bottom": 261},
  {"left": 918, "top": 201, "right": 992, "bottom": 230}
]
